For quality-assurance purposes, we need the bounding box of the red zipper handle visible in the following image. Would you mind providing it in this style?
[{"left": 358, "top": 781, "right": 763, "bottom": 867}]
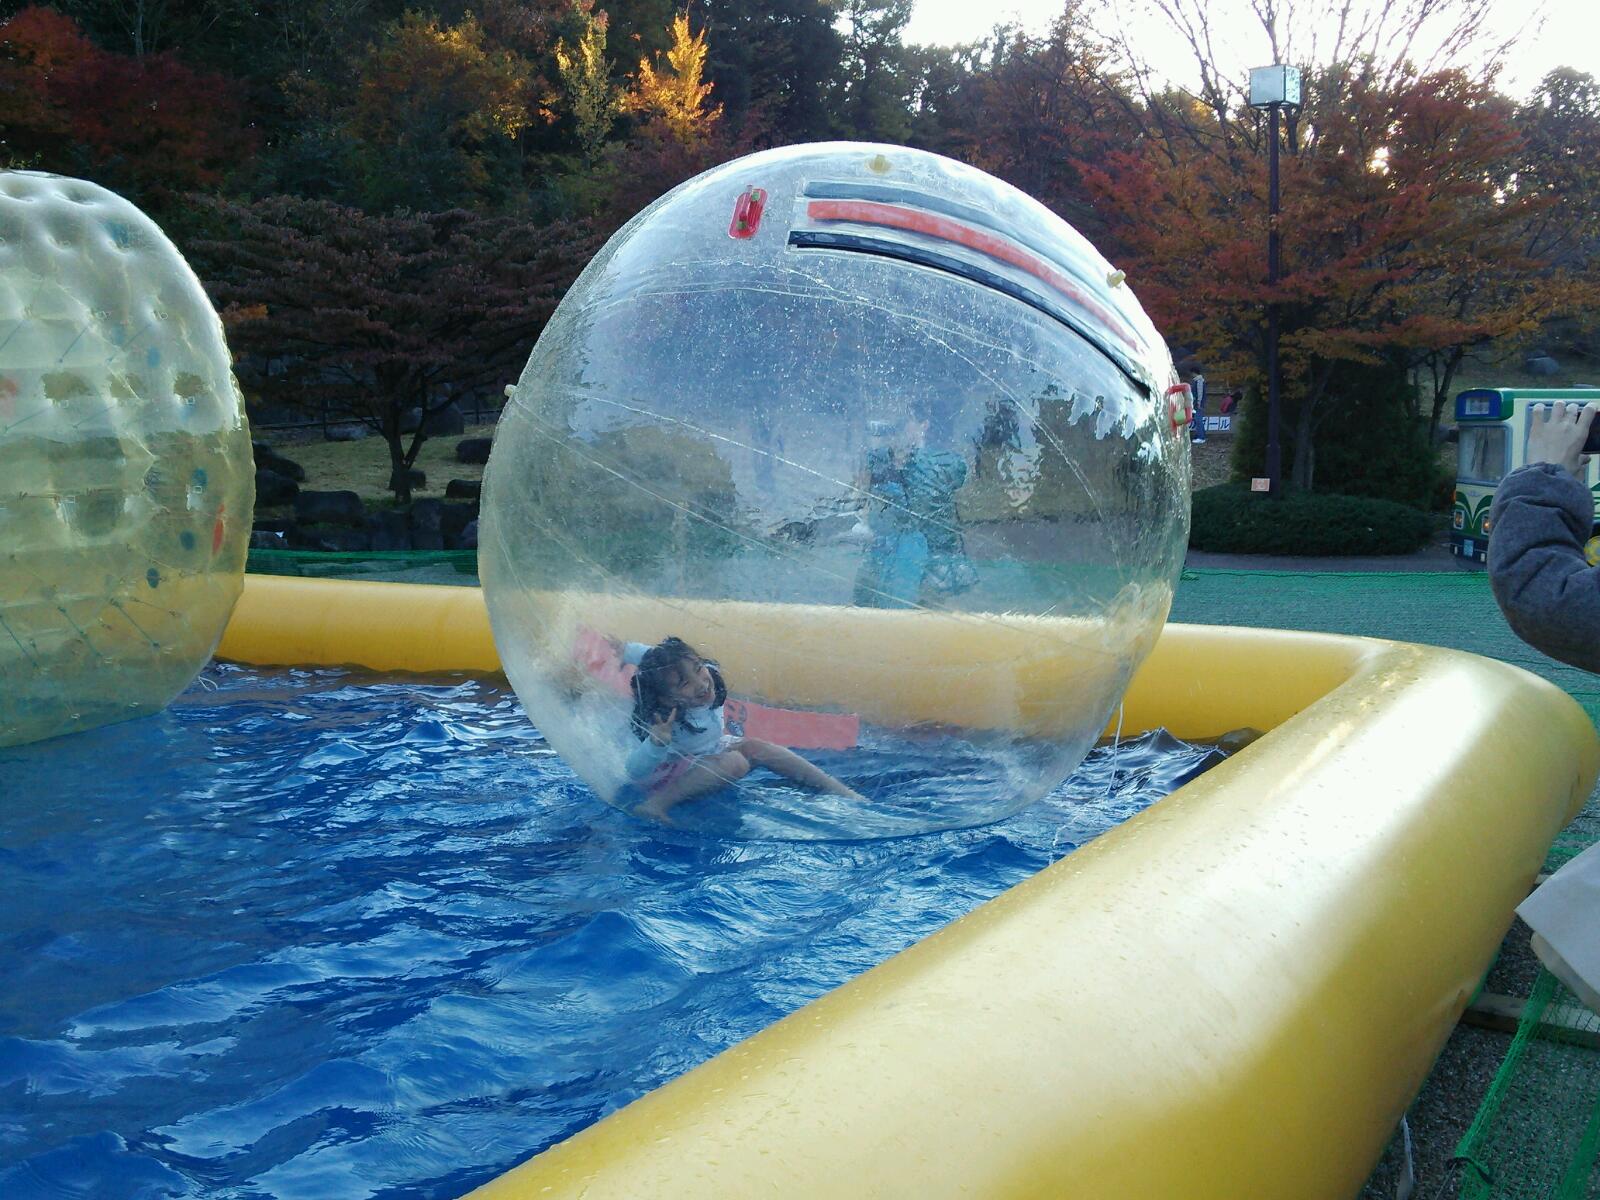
[
  {"left": 1166, "top": 383, "right": 1193, "bottom": 435},
  {"left": 729, "top": 187, "right": 767, "bottom": 239}
]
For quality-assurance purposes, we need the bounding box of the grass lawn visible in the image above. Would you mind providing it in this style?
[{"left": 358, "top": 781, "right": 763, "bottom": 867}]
[{"left": 258, "top": 424, "right": 496, "bottom": 504}]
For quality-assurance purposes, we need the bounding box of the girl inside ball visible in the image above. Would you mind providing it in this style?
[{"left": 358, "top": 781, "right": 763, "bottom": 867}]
[{"left": 618, "top": 636, "right": 865, "bottom": 821}]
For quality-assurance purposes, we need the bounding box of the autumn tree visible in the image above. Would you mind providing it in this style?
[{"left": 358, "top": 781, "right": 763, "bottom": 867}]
[
  {"left": 348, "top": 12, "right": 533, "bottom": 213},
  {"left": 555, "top": 5, "right": 621, "bottom": 164},
  {"left": 624, "top": 12, "right": 720, "bottom": 144},
  {"left": 193, "top": 197, "right": 600, "bottom": 503},
  {"left": 0, "top": 6, "right": 251, "bottom": 201},
  {"left": 1082, "top": 0, "right": 1585, "bottom": 494},
  {"left": 0, "top": 7, "right": 92, "bottom": 167},
  {"left": 600, "top": 11, "right": 760, "bottom": 229}
]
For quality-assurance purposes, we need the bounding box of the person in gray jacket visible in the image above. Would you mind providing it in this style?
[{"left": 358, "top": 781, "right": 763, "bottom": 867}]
[{"left": 1488, "top": 400, "right": 1600, "bottom": 1013}]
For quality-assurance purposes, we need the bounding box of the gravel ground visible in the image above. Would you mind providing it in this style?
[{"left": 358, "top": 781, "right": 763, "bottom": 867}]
[
  {"left": 1358, "top": 918, "right": 1542, "bottom": 1200},
  {"left": 1190, "top": 434, "right": 1236, "bottom": 490}
]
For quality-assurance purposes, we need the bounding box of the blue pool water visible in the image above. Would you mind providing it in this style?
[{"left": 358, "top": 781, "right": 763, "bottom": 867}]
[{"left": 0, "top": 665, "right": 1223, "bottom": 1199}]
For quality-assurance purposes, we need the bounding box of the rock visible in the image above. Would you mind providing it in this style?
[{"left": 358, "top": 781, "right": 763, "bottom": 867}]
[
  {"left": 315, "top": 526, "right": 372, "bottom": 552},
  {"left": 409, "top": 498, "right": 444, "bottom": 550},
  {"left": 773, "top": 518, "right": 816, "bottom": 544},
  {"left": 255, "top": 468, "right": 300, "bottom": 507},
  {"left": 269, "top": 453, "right": 306, "bottom": 482},
  {"left": 389, "top": 467, "right": 426, "bottom": 493},
  {"left": 441, "top": 502, "right": 476, "bottom": 548},
  {"left": 445, "top": 478, "right": 481, "bottom": 501},
  {"left": 455, "top": 437, "right": 492, "bottom": 464},
  {"left": 326, "top": 423, "right": 369, "bottom": 442},
  {"left": 249, "top": 529, "right": 286, "bottom": 550},
  {"left": 252, "top": 516, "right": 292, "bottom": 534},
  {"left": 1525, "top": 355, "right": 1561, "bottom": 377},
  {"left": 369, "top": 509, "right": 412, "bottom": 551},
  {"left": 295, "top": 490, "right": 366, "bottom": 527},
  {"left": 1214, "top": 727, "right": 1266, "bottom": 754},
  {"left": 286, "top": 525, "right": 334, "bottom": 552},
  {"left": 422, "top": 403, "right": 465, "bottom": 436},
  {"left": 461, "top": 519, "right": 478, "bottom": 550},
  {"left": 399, "top": 407, "right": 423, "bottom": 434},
  {"left": 251, "top": 441, "right": 306, "bottom": 481}
]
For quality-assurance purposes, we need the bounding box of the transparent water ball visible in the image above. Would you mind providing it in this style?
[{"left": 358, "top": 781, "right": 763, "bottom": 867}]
[
  {"left": 0, "top": 172, "right": 253, "bottom": 747},
  {"left": 481, "top": 143, "right": 1188, "bottom": 839}
]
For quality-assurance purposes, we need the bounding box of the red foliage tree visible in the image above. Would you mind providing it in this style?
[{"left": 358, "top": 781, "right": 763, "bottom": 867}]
[
  {"left": 192, "top": 196, "right": 600, "bottom": 503},
  {"left": 0, "top": 6, "right": 251, "bottom": 199}
]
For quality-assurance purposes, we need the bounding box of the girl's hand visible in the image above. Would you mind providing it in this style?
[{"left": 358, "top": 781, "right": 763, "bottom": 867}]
[
  {"left": 1527, "top": 402, "right": 1599, "bottom": 478},
  {"left": 649, "top": 707, "right": 677, "bottom": 745}
]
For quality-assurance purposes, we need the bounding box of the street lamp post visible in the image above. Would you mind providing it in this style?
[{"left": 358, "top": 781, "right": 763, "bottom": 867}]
[{"left": 1249, "top": 65, "right": 1301, "bottom": 498}]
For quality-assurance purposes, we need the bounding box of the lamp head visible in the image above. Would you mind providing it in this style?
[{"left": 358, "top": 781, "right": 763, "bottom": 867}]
[{"left": 1249, "top": 65, "right": 1302, "bottom": 109}]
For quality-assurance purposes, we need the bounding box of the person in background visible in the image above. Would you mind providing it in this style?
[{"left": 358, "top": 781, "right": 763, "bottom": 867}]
[
  {"left": 1187, "top": 367, "right": 1208, "bottom": 443},
  {"left": 852, "top": 401, "right": 973, "bottom": 606},
  {"left": 1487, "top": 400, "right": 1600, "bottom": 1013}
]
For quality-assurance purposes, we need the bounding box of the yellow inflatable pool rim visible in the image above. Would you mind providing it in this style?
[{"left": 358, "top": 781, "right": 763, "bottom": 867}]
[{"left": 216, "top": 576, "right": 1599, "bottom": 1199}]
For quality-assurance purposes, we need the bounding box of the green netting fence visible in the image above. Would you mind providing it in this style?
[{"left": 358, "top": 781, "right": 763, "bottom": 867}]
[
  {"left": 246, "top": 553, "right": 1600, "bottom": 1195},
  {"left": 248, "top": 548, "right": 478, "bottom": 585},
  {"left": 1456, "top": 970, "right": 1600, "bottom": 1200}
]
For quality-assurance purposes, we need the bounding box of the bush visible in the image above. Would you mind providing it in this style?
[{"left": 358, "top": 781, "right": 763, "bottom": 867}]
[
  {"left": 1230, "top": 354, "right": 1441, "bottom": 510},
  {"left": 1190, "top": 483, "right": 1435, "bottom": 556}
]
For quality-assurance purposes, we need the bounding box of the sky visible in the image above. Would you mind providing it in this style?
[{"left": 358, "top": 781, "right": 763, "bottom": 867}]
[{"left": 902, "top": 0, "right": 1598, "bottom": 99}]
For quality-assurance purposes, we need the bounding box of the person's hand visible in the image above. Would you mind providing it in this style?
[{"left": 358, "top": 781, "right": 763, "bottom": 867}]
[
  {"left": 1526, "top": 402, "right": 1599, "bottom": 478},
  {"left": 649, "top": 707, "right": 677, "bottom": 745}
]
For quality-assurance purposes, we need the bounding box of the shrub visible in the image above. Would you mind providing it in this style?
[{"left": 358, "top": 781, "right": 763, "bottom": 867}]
[
  {"left": 1230, "top": 354, "right": 1441, "bottom": 510},
  {"left": 1189, "top": 483, "right": 1435, "bottom": 556}
]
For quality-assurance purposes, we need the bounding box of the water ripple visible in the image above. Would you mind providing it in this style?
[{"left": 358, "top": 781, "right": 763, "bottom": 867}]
[{"left": 0, "top": 664, "right": 1222, "bottom": 1198}]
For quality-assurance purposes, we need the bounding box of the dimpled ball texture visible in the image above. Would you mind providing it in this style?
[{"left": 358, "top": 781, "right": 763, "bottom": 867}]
[
  {"left": 0, "top": 171, "right": 253, "bottom": 747},
  {"left": 481, "top": 143, "right": 1188, "bottom": 838}
]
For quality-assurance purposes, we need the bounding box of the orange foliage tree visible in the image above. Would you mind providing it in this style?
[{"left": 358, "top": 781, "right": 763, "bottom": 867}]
[
  {"left": 599, "top": 10, "right": 758, "bottom": 230},
  {"left": 1083, "top": 63, "right": 1585, "bottom": 488}
]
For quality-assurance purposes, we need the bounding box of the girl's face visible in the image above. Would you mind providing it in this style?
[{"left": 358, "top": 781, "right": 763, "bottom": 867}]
[{"left": 665, "top": 658, "right": 715, "bottom": 709}]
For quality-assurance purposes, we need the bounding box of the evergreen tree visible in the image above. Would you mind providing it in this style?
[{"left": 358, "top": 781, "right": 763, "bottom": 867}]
[
  {"left": 837, "top": 0, "right": 913, "bottom": 143},
  {"left": 692, "top": 0, "right": 841, "bottom": 143}
]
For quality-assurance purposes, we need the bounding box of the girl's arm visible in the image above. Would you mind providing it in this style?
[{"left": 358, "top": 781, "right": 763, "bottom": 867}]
[
  {"left": 624, "top": 735, "right": 672, "bottom": 780},
  {"left": 623, "top": 705, "right": 679, "bottom": 780}
]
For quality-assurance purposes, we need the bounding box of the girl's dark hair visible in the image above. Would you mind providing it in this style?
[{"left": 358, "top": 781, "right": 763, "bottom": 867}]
[{"left": 629, "top": 636, "right": 725, "bottom": 740}]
